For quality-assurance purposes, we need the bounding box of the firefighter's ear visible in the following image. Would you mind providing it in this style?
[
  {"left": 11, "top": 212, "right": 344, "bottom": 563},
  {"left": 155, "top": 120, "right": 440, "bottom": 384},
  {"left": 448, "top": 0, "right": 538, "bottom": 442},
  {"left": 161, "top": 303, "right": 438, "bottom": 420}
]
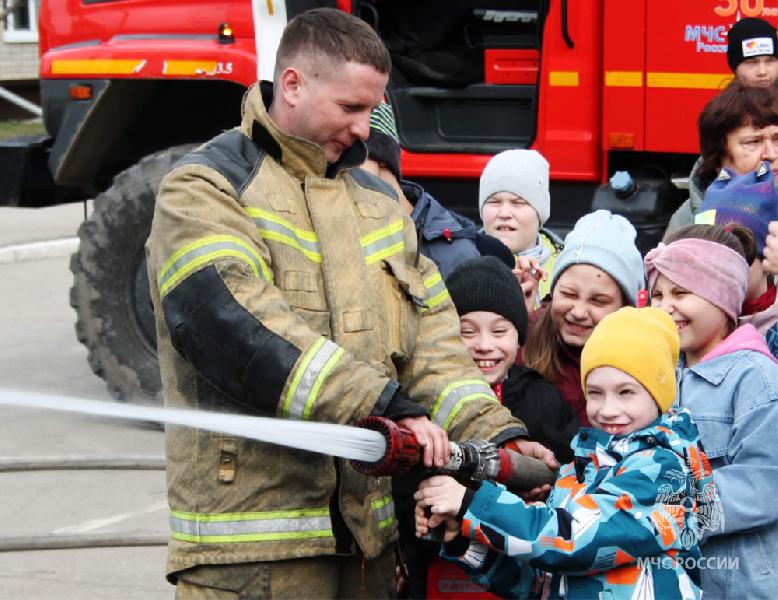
[{"left": 277, "top": 67, "right": 304, "bottom": 105}]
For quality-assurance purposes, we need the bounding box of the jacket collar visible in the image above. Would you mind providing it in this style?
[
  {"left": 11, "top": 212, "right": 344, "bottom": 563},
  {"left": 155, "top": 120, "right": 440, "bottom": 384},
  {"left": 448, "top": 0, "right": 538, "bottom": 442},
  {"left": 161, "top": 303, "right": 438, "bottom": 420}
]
[
  {"left": 682, "top": 324, "right": 778, "bottom": 385},
  {"left": 572, "top": 409, "right": 701, "bottom": 468},
  {"left": 240, "top": 82, "right": 368, "bottom": 181}
]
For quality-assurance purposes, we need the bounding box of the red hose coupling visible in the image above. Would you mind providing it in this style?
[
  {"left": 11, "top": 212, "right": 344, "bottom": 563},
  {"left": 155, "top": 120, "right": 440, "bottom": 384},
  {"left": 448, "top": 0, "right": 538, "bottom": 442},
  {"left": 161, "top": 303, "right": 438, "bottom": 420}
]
[{"left": 351, "top": 416, "right": 421, "bottom": 476}]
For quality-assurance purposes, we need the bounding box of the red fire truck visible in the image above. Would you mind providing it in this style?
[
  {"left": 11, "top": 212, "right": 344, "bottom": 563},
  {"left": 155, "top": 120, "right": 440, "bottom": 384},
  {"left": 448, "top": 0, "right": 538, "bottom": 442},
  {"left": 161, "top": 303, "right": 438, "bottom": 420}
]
[{"left": 2, "top": 0, "right": 774, "bottom": 403}]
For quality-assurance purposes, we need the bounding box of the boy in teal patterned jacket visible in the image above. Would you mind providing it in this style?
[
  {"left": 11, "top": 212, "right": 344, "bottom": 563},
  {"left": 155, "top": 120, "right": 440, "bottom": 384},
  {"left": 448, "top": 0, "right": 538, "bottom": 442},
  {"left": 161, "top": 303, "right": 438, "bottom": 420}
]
[{"left": 415, "top": 307, "right": 719, "bottom": 599}]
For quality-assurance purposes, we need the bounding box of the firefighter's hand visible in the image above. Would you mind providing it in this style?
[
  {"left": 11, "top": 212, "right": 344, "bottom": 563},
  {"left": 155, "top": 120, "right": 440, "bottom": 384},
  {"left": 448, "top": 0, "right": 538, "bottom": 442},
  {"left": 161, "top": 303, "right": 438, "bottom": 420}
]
[
  {"left": 397, "top": 416, "right": 450, "bottom": 468},
  {"left": 764, "top": 221, "right": 778, "bottom": 274}
]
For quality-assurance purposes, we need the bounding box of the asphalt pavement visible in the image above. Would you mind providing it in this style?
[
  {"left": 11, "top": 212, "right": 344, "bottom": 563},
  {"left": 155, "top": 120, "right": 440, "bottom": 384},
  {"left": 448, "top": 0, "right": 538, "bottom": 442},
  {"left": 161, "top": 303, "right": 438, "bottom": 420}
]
[{"left": 0, "top": 201, "right": 172, "bottom": 599}]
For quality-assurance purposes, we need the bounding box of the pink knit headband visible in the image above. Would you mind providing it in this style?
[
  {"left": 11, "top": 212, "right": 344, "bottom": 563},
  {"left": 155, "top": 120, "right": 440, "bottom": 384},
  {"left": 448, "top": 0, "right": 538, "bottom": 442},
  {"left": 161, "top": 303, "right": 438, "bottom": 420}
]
[{"left": 644, "top": 239, "right": 749, "bottom": 321}]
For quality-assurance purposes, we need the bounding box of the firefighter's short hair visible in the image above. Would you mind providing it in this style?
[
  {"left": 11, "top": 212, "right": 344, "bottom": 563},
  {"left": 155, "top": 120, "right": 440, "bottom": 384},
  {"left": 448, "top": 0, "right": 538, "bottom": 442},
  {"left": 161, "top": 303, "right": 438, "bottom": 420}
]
[{"left": 275, "top": 8, "right": 391, "bottom": 80}]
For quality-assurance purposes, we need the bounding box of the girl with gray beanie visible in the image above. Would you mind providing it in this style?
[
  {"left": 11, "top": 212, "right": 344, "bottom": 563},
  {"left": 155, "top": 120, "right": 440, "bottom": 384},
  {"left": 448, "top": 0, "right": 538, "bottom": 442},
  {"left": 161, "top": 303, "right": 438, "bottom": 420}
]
[{"left": 520, "top": 210, "right": 645, "bottom": 426}]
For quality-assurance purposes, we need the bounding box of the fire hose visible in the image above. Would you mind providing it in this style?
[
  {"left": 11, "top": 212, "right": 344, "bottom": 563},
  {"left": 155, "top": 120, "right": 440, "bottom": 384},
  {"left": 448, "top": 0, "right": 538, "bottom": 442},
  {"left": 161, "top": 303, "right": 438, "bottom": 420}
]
[{"left": 0, "top": 391, "right": 557, "bottom": 552}]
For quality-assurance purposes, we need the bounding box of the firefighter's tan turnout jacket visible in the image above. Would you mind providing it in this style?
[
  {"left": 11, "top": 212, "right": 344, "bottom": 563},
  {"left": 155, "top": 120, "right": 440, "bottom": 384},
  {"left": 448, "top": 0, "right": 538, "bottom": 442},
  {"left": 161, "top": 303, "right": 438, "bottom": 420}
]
[{"left": 146, "top": 83, "right": 527, "bottom": 580}]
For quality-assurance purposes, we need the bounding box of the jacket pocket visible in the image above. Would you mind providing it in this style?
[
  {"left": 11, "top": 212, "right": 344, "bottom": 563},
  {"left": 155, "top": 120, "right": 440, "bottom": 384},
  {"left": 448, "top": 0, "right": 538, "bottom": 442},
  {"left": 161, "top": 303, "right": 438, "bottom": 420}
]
[
  {"left": 380, "top": 258, "right": 424, "bottom": 360},
  {"left": 690, "top": 414, "right": 732, "bottom": 462},
  {"left": 742, "top": 531, "right": 773, "bottom": 578},
  {"left": 283, "top": 270, "right": 331, "bottom": 337}
]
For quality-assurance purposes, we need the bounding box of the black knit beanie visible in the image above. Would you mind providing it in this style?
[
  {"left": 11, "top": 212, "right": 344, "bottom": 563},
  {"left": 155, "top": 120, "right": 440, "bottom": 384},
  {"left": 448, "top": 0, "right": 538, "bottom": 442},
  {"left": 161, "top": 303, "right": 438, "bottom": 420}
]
[
  {"left": 727, "top": 17, "right": 778, "bottom": 72},
  {"left": 445, "top": 256, "right": 529, "bottom": 345},
  {"left": 365, "top": 101, "right": 402, "bottom": 182}
]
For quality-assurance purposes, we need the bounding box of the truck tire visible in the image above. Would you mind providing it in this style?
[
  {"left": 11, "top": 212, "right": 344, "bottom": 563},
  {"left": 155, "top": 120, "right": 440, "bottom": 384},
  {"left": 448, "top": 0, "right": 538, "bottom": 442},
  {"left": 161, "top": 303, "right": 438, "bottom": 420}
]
[{"left": 69, "top": 145, "right": 196, "bottom": 404}]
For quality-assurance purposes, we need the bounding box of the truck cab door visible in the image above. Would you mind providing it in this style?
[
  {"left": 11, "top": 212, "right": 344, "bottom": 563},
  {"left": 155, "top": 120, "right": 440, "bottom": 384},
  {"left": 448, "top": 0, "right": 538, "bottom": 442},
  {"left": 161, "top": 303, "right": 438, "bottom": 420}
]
[{"left": 365, "top": 0, "right": 547, "bottom": 157}]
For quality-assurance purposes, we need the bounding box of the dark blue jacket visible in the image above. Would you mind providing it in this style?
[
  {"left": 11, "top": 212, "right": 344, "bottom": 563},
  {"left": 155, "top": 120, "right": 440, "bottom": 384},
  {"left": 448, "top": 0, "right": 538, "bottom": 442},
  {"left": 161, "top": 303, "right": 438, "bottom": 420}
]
[{"left": 403, "top": 181, "right": 481, "bottom": 279}]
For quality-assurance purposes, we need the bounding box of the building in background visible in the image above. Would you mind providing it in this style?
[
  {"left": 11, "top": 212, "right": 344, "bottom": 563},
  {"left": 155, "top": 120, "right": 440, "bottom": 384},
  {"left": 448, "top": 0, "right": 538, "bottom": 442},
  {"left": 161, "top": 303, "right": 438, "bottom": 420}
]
[{"left": 1, "top": 0, "right": 40, "bottom": 118}]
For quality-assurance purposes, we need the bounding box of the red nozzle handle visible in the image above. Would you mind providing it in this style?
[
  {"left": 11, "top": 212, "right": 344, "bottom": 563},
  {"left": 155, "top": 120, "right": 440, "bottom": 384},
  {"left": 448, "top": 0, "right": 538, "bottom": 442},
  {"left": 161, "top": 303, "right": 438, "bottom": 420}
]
[{"left": 351, "top": 416, "right": 421, "bottom": 476}]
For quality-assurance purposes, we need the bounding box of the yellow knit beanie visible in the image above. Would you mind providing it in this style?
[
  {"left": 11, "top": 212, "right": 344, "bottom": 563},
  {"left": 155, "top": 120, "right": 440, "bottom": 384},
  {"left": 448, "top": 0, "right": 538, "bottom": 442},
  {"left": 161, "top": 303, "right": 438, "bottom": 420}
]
[{"left": 580, "top": 307, "right": 680, "bottom": 412}]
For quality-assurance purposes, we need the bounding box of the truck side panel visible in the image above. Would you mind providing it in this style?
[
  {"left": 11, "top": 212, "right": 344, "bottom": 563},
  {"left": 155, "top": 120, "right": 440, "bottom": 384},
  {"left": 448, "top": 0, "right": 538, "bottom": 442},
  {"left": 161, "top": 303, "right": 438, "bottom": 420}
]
[
  {"left": 645, "top": 0, "right": 778, "bottom": 154},
  {"left": 534, "top": 0, "right": 602, "bottom": 182},
  {"left": 602, "top": 0, "right": 646, "bottom": 162}
]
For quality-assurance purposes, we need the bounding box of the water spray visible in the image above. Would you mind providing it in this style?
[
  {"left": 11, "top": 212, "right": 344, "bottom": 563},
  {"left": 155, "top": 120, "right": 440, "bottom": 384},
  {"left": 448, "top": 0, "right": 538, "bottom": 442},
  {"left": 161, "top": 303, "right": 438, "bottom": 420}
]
[
  {"left": 0, "top": 389, "right": 556, "bottom": 489},
  {"left": 0, "top": 389, "right": 386, "bottom": 462}
]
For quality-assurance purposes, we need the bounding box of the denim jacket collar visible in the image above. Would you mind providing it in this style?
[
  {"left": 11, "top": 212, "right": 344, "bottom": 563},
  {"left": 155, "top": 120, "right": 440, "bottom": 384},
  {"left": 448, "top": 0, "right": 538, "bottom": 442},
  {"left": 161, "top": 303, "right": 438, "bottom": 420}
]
[{"left": 681, "top": 352, "right": 741, "bottom": 386}]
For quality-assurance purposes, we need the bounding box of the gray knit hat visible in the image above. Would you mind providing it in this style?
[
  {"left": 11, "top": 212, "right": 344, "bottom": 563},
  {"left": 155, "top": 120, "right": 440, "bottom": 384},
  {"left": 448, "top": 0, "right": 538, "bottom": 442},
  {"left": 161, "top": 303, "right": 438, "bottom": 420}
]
[
  {"left": 478, "top": 149, "right": 551, "bottom": 225},
  {"left": 365, "top": 101, "right": 402, "bottom": 181},
  {"left": 550, "top": 210, "right": 645, "bottom": 306}
]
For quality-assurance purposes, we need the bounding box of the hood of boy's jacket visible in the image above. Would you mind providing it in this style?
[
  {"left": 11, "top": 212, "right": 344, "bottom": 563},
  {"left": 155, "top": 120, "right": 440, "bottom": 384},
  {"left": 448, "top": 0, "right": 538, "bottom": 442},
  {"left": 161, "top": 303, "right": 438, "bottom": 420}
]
[{"left": 572, "top": 408, "right": 701, "bottom": 465}]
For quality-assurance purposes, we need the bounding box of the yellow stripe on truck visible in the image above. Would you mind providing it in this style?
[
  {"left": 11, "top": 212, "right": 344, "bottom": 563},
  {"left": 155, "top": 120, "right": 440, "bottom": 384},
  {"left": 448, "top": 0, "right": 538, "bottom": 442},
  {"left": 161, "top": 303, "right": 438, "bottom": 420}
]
[
  {"left": 605, "top": 71, "right": 643, "bottom": 87},
  {"left": 51, "top": 59, "right": 145, "bottom": 75},
  {"left": 163, "top": 60, "right": 218, "bottom": 76},
  {"left": 549, "top": 71, "right": 579, "bottom": 87},
  {"left": 646, "top": 72, "right": 732, "bottom": 90}
]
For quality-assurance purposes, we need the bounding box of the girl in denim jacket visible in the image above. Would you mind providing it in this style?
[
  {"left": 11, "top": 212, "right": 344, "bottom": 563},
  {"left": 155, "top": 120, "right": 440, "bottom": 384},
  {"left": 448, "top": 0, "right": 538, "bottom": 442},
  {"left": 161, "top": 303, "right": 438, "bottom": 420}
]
[{"left": 645, "top": 224, "right": 778, "bottom": 600}]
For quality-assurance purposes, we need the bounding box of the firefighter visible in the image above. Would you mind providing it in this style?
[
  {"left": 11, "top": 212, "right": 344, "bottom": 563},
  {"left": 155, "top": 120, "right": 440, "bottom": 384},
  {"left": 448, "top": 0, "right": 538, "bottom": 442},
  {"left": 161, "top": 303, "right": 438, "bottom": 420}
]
[{"left": 146, "top": 8, "right": 552, "bottom": 599}]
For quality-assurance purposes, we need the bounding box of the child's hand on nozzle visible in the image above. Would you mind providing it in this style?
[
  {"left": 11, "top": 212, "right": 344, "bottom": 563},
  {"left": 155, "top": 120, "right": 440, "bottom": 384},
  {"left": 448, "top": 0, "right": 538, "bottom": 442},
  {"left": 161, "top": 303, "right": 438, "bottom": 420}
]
[
  {"left": 414, "top": 475, "right": 466, "bottom": 540},
  {"left": 518, "top": 484, "right": 553, "bottom": 503},
  {"left": 414, "top": 502, "right": 461, "bottom": 542},
  {"left": 505, "top": 438, "right": 560, "bottom": 471}
]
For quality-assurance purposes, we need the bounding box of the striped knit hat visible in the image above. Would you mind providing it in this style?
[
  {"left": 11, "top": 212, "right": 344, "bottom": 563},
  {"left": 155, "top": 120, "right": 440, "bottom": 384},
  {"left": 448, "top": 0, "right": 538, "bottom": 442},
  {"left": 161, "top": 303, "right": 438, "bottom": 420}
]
[{"left": 366, "top": 101, "right": 402, "bottom": 181}]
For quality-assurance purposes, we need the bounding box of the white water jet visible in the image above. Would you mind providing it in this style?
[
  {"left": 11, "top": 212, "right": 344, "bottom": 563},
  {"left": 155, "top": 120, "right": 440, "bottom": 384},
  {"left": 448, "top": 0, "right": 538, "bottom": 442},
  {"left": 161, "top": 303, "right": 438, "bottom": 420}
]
[{"left": 0, "top": 389, "right": 386, "bottom": 463}]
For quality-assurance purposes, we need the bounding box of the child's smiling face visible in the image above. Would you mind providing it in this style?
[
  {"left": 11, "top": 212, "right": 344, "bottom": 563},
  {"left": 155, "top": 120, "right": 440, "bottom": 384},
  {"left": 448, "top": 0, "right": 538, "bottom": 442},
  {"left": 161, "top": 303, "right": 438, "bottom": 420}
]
[
  {"left": 649, "top": 274, "right": 730, "bottom": 366},
  {"left": 550, "top": 265, "right": 625, "bottom": 348},
  {"left": 459, "top": 311, "right": 519, "bottom": 385},
  {"left": 585, "top": 366, "right": 660, "bottom": 436}
]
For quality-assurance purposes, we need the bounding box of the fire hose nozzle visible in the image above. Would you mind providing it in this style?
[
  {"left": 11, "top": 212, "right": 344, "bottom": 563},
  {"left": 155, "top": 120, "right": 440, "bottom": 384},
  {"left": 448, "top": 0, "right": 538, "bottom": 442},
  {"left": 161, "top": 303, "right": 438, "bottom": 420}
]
[
  {"left": 352, "top": 417, "right": 557, "bottom": 491},
  {"left": 351, "top": 416, "right": 421, "bottom": 476}
]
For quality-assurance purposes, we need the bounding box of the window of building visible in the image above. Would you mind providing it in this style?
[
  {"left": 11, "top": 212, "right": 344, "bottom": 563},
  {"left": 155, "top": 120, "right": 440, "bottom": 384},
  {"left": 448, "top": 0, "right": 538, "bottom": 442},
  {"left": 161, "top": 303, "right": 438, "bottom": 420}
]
[{"left": 3, "top": 0, "right": 38, "bottom": 43}]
